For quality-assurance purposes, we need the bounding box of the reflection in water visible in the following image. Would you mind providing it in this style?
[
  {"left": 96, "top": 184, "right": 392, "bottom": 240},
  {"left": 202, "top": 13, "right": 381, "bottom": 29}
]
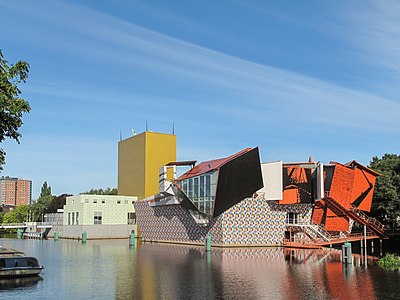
[
  {"left": 0, "top": 276, "right": 42, "bottom": 290},
  {"left": 0, "top": 239, "right": 400, "bottom": 299}
]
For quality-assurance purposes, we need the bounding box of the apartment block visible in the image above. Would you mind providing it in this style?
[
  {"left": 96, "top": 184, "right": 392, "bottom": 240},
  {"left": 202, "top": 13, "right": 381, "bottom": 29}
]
[{"left": 0, "top": 176, "right": 32, "bottom": 206}]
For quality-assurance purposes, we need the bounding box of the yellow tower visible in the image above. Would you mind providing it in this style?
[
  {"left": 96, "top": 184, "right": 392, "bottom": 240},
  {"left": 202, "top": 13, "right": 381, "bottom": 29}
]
[{"left": 118, "top": 131, "right": 176, "bottom": 199}]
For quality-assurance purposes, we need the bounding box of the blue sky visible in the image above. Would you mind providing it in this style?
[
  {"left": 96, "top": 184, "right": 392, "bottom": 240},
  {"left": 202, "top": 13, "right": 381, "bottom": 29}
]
[{"left": 1, "top": 0, "right": 400, "bottom": 199}]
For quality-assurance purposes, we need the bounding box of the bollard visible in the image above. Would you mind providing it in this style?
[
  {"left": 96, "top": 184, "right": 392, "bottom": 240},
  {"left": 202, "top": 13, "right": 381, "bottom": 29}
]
[
  {"left": 55, "top": 229, "right": 59, "bottom": 241},
  {"left": 17, "top": 228, "right": 23, "bottom": 239},
  {"left": 342, "top": 241, "right": 352, "bottom": 265},
  {"left": 130, "top": 230, "right": 135, "bottom": 247},
  {"left": 206, "top": 233, "right": 212, "bottom": 252},
  {"left": 82, "top": 230, "right": 87, "bottom": 243}
]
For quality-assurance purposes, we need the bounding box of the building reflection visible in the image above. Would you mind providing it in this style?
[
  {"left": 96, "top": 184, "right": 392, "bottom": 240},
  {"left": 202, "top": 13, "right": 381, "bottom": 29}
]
[{"left": 122, "top": 244, "right": 379, "bottom": 299}]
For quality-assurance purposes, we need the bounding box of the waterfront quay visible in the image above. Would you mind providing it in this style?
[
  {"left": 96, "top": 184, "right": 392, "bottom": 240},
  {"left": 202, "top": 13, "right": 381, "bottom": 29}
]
[{"left": 1, "top": 237, "right": 400, "bottom": 299}]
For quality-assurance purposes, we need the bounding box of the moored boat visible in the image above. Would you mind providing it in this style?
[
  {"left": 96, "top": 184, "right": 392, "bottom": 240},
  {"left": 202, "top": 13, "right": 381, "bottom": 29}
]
[{"left": 0, "top": 247, "right": 43, "bottom": 278}]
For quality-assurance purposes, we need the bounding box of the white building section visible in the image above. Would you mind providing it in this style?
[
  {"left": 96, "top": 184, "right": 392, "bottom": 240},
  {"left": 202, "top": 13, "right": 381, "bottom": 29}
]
[
  {"left": 63, "top": 194, "right": 138, "bottom": 226},
  {"left": 258, "top": 161, "right": 283, "bottom": 200},
  {"left": 316, "top": 162, "right": 324, "bottom": 200}
]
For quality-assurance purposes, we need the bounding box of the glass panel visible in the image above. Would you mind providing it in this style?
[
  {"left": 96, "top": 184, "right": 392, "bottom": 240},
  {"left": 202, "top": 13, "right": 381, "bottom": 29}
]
[
  {"left": 188, "top": 178, "right": 193, "bottom": 198},
  {"left": 200, "top": 176, "right": 204, "bottom": 198},
  {"left": 205, "top": 174, "right": 211, "bottom": 199},
  {"left": 193, "top": 177, "right": 199, "bottom": 200}
]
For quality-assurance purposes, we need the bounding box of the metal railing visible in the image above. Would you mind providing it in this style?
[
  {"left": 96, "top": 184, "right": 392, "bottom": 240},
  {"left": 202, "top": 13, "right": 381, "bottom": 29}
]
[{"left": 285, "top": 218, "right": 331, "bottom": 242}]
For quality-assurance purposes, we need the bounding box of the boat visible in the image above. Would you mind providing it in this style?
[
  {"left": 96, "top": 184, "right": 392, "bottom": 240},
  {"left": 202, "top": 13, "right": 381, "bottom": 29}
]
[{"left": 0, "top": 247, "right": 44, "bottom": 278}]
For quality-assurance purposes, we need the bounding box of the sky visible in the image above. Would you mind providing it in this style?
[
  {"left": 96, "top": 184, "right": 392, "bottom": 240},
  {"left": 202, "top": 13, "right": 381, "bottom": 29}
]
[{"left": 1, "top": 0, "right": 400, "bottom": 199}]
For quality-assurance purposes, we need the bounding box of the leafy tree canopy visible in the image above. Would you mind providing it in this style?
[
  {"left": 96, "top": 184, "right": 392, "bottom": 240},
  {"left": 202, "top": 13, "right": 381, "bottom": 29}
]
[
  {"left": 82, "top": 187, "right": 118, "bottom": 195},
  {"left": 370, "top": 154, "right": 400, "bottom": 228},
  {"left": 47, "top": 193, "right": 71, "bottom": 213},
  {"left": 2, "top": 205, "right": 28, "bottom": 223},
  {"left": 40, "top": 181, "right": 52, "bottom": 198},
  {"left": 0, "top": 50, "right": 30, "bottom": 170}
]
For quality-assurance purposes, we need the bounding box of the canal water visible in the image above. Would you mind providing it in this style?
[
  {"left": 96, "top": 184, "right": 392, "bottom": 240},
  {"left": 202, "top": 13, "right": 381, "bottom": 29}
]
[{"left": 1, "top": 238, "right": 400, "bottom": 299}]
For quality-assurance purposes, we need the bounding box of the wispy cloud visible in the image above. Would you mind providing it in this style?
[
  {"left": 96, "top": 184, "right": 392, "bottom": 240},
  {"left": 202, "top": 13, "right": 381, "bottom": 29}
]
[{"left": 1, "top": 0, "right": 399, "bottom": 196}]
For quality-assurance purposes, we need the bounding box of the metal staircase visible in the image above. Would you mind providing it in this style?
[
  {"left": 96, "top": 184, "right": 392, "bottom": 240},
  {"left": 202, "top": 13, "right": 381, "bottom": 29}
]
[
  {"left": 286, "top": 218, "right": 332, "bottom": 243},
  {"left": 323, "top": 197, "right": 385, "bottom": 236}
]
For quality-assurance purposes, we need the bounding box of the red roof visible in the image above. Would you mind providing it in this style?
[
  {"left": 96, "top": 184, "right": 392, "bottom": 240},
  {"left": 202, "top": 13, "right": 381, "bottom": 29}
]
[{"left": 175, "top": 148, "right": 254, "bottom": 181}]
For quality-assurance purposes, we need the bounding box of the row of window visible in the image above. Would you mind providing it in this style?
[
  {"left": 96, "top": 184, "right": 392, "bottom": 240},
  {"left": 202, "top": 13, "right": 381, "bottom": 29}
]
[
  {"left": 67, "top": 212, "right": 137, "bottom": 225},
  {"left": 82, "top": 199, "right": 134, "bottom": 205},
  {"left": 178, "top": 171, "right": 218, "bottom": 216},
  {"left": 67, "top": 212, "right": 80, "bottom": 225}
]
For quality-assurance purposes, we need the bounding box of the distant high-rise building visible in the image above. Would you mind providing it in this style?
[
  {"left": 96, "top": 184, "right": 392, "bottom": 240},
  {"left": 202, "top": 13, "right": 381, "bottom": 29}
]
[{"left": 0, "top": 176, "right": 32, "bottom": 206}]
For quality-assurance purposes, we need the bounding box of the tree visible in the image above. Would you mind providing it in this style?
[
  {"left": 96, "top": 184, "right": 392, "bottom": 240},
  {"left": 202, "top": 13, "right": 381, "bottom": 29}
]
[
  {"left": 0, "top": 50, "right": 30, "bottom": 170},
  {"left": 82, "top": 187, "right": 118, "bottom": 195},
  {"left": 3, "top": 205, "right": 28, "bottom": 223},
  {"left": 369, "top": 154, "right": 400, "bottom": 229},
  {"left": 29, "top": 195, "right": 53, "bottom": 222},
  {"left": 47, "top": 193, "right": 71, "bottom": 213},
  {"left": 40, "top": 181, "right": 52, "bottom": 198}
]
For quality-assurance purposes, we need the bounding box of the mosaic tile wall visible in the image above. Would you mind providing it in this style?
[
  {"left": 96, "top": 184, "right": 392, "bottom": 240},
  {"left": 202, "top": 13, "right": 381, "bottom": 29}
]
[
  {"left": 220, "top": 197, "right": 286, "bottom": 245},
  {"left": 134, "top": 201, "right": 223, "bottom": 244},
  {"left": 134, "top": 197, "right": 287, "bottom": 246}
]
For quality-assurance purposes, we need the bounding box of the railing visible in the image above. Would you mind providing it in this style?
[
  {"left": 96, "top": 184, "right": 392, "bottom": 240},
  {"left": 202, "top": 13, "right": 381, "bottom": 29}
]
[
  {"left": 0, "top": 223, "right": 27, "bottom": 228},
  {"left": 350, "top": 206, "right": 385, "bottom": 234},
  {"left": 323, "top": 197, "right": 385, "bottom": 236},
  {"left": 285, "top": 218, "right": 331, "bottom": 242},
  {"left": 0, "top": 222, "right": 53, "bottom": 228}
]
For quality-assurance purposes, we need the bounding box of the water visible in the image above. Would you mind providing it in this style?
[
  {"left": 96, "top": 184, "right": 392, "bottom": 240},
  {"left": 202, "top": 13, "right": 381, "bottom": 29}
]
[{"left": 1, "top": 238, "right": 400, "bottom": 300}]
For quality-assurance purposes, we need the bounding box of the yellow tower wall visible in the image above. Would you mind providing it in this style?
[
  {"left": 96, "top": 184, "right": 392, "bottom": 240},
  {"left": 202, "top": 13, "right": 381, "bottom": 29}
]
[{"left": 118, "top": 131, "right": 176, "bottom": 199}]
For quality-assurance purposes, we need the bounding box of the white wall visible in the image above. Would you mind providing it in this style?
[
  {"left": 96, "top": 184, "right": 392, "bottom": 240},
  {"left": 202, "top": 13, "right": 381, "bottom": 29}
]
[
  {"left": 258, "top": 161, "right": 283, "bottom": 200},
  {"left": 63, "top": 194, "right": 137, "bottom": 225}
]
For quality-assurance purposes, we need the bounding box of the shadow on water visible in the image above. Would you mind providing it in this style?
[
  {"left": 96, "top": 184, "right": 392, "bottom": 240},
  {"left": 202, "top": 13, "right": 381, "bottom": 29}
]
[{"left": 0, "top": 276, "right": 43, "bottom": 290}]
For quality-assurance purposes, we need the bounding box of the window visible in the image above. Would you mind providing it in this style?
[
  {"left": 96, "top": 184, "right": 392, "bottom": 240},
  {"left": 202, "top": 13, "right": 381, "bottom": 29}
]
[
  {"left": 68, "top": 213, "right": 71, "bottom": 225},
  {"left": 72, "top": 212, "right": 75, "bottom": 225},
  {"left": 93, "top": 199, "right": 97, "bottom": 204},
  {"left": 76, "top": 212, "right": 79, "bottom": 225},
  {"left": 176, "top": 170, "right": 218, "bottom": 216},
  {"left": 102, "top": 200, "right": 105, "bottom": 204},
  {"left": 85, "top": 199, "right": 89, "bottom": 203},
  {"left": 94, "top": 212, "right": 102, "bottom": 224},
  {"left": 125, "top": 200, "right": 128, "bottom": 204},
  {"left": 117, "top": 200, "right": 121, "bottom": 204},
  {"left": 127, "top": 212, "right": 136, "bottom": 225},
  {"left": 287, "top": 212, "right": 299, "bottom": 224}
]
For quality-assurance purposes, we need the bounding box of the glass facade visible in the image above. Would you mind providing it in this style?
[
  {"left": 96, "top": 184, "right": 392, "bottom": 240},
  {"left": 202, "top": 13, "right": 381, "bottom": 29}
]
[{"left": 178, "top": 170, "right": 218, "bottom": 216}]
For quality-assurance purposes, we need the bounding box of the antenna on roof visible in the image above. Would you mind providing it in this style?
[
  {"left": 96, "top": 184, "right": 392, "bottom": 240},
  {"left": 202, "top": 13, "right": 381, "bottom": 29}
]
[
  {"left": 172, "top": 122, "right": 175, "bottom": 135},
  {"left": 119, "top": 130, "right": 122, "bottom": 141},
  {"left": 146, "top": 119, "right": 148, "bottom": 132},
  {"left": 308, "top": 155, "right": 313, "bottom": 163}
]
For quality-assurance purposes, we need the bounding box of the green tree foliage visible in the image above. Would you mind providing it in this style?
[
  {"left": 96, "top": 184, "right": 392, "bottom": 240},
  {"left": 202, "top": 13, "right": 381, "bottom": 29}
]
[
  {"left": 82, "top": 187, "right": 118, "bottom": 195},
  {"left": 0, "top": 211, "right": 5, "bottom": 223},
  {"left": 370, "top": 154, "right": 400, "bottom": 228},
  {"left": 0, "top": 50, "right": 30, "bottom": 170},
  {"left": 29, "top": 195, "right": 53, "bottom": 222},
  {"left": 47, "top": 193, "right": 71, "bottom": 213},
  {"left": 2, "top": 205, "right": 28, "bottom": 223},
  {"left": 40, "top": 181, "right": 52, "bottom": 198}
]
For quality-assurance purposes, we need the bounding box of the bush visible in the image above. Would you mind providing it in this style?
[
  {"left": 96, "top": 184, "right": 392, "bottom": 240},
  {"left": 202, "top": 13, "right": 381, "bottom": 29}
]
[{"left": 377, "top": 253, "right": 400, "bottom": 269}]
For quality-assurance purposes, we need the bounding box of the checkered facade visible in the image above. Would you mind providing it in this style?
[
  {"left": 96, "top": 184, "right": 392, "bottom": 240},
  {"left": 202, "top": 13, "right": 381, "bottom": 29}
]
[{"left": 135, "top": 197, "right": 288, "bottom": 246}]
